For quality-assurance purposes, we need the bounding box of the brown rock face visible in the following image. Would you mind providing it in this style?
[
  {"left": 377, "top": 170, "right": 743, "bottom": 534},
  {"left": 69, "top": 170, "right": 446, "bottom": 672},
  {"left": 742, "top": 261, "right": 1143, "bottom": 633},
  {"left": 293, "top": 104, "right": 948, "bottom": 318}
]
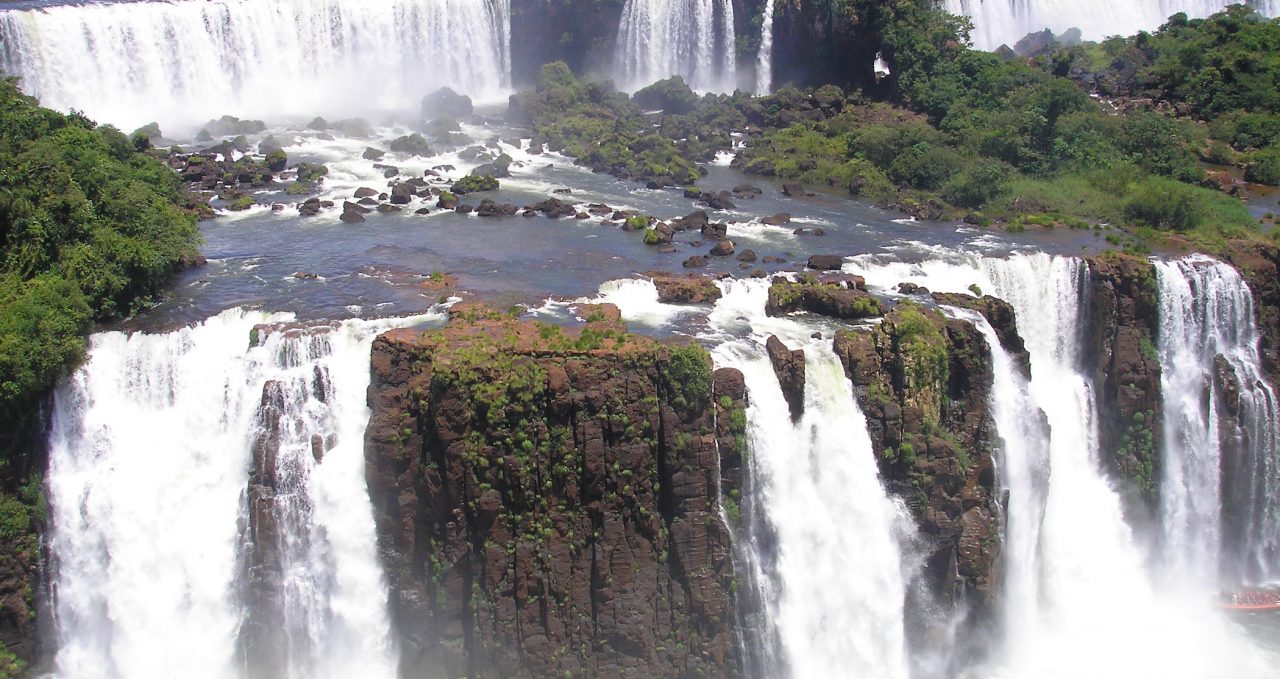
[
  {"left": 832, "top": 303, "right": 1002, "bottom": 660},
  {"left": 931, "top": 293, "right": 1030, "bottom": 376},
  {"left": 1082, "top": 253, "right": 1163, "bottom": 524},
  {"left": 365, "top": 308, "right": 740, "bottom": 679},
  {"left": 765, "top": 336, "right": 806, "bottom": 420}
]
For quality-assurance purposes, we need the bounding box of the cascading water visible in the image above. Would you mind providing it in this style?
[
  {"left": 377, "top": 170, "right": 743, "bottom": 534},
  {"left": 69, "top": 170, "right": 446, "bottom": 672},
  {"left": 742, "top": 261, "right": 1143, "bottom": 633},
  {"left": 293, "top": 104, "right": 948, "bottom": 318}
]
[
  {"left": 705, "top": 278, "right": 914, "bottom": 678},
  {"left": 613, "top": 0, "right": 737, "bottom": 93},
  {"left": 848, "top": 249, "right": 1277, "bottom": 677},
  {"left": 0, "top": 0, "right": 512, "bottom": 131},
  {"left": 755, "top": 0, "right": 775, "bottom": 95},
  {"left": 945, "top": 0, "right": 1280, "bottom": 50},
  {"left": 1155, "top": 256, "right": 1279, "bottom": 586},
  {"left": 46, "top": 307, "right": 440, "bottom": 678}
]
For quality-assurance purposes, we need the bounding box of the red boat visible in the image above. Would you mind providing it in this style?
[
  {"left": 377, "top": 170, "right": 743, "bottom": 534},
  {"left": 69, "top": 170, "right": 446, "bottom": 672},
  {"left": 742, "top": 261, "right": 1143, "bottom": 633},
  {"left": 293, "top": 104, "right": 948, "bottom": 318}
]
[{"left": 1220, "top": 590, "right": 1280, "bottom": 611}]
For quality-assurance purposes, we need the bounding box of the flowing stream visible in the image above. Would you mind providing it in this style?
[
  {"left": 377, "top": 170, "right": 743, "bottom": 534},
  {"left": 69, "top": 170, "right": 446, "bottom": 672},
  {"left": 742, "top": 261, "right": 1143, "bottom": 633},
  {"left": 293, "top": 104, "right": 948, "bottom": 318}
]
[
  {"left": 0, "top": 0, "right": 512, "bottom": 131},
  {"left": 46, "top": 308, "right": 442, "bottom": 679}
]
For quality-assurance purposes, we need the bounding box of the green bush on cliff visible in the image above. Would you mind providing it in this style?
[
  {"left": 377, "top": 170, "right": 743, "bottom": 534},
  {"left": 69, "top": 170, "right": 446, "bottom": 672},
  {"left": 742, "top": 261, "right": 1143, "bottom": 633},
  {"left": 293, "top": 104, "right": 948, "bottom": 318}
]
[
  {"left": 890, "top": 306, "right": 948, "bottom": 390},
  {"left": 666, "top": 343, "right": 712, "bottom": 411},
  {"left": 0, "top": 77, "right": 200, "bottom": 458}
]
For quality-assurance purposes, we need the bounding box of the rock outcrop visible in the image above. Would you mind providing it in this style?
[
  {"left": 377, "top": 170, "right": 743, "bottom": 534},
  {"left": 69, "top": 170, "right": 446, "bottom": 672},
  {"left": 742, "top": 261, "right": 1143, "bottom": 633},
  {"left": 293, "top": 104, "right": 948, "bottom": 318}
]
[
  {"left": 765, "top": 336, "right": 806, "bottom": 420},
  {"left": 1081, "top": 253, "right": 1163, "bottom": 524},
  {"left": 365, "top": 305, "right": 741, "bottom": 679},
  {"left": 765, "top": 275, "right": 883, "bottom": 320},
  {"left": 832, "top": 303, "right": 1002, "bottom": 660}
]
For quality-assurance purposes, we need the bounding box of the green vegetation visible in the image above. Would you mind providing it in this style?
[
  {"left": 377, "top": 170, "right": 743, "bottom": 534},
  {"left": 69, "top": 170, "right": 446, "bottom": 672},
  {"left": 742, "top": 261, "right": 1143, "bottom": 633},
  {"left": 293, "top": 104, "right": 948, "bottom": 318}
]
[
  {"left": 0, "top": 78, "right": 200, "bottom": 462},
  {"left": 728, "top": 3, "right": 1276, "bottom": 247},
  {"left": 451, "top": 173, "right": 500, "bottom": 194},
  {"left": 665, "top": 342, "right": 712, "bottom": 411},
  {"left": 0, "top": 640, "right": 23, "bottom": 679},
  {"left": 888, "top": 305, "right": 948, "bottom": 390}
]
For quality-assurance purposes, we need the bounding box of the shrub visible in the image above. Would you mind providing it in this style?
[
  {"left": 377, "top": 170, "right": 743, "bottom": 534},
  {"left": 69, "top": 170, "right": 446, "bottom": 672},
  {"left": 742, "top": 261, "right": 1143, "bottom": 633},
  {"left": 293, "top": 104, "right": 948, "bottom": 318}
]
[
  {"left": 1244, "top": 147, "right": 1280, "bottom": 186},
  {"left": 888, "top": 142, "right": 962, "bottom": 190},
  {"left": 943, "top": 160, "right": 1011, "bottom": 208}
]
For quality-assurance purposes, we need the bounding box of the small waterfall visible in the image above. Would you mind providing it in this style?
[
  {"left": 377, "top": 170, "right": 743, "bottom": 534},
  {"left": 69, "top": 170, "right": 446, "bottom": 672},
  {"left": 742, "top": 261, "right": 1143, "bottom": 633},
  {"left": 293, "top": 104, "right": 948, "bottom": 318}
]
[
  {"left": 707, "top": 279, "right": 913, "bottom": 678},
  {"left": 1155, "top": 257, "right": 1280, "bottom": 586},
  {"left": 755, "top": 0, "right": 775, "bottom": 95},
  {"left": 0, "top": 0, "right": 512, "bottom": 131},
  {"left": 46, "top": 308, "right": 440, "bottom": 678},
  {"left": 944, "top": 307, "right": 1051, "bottom": 652},
  {"left": 944, "top": 0, "right": 1280, "bottom": 51},
  {"left": 613, "top": 0, "right": 737, "bottom": 93}
]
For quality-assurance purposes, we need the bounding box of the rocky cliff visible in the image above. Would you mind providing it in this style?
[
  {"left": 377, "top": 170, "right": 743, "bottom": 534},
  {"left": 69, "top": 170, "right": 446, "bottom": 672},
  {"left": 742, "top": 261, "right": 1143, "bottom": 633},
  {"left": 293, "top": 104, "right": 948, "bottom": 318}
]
[
  {"left": 831, "top": 300, "right": 1004, "bottom": 663},
  {"left": 1081, "top": 253, "right": 1163, "bottom": 525},
  {"left": 364, "top": 304, "right": 741, "bottom": 679}
]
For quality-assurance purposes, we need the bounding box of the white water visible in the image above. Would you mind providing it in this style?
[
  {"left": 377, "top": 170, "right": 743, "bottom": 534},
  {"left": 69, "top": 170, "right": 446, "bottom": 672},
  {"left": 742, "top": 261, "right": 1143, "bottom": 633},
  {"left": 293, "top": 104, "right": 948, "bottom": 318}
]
[
  {"left": 705, "top": 278, "right": 913, "bottom": 678},
  {"left": 945, "top": 0, "right": 1280, "bottom": 50},
  {"left": 1155, "top": 256, "right": 1280, "bottom": 586},
  {"left": 846, "top": 250, "right": 1276, "bottom": 678},
  {"left": 755, "top": 0, "right": 775, "bottom": 95},
  {"left": 47, "top": 308, "right": 440, "bottom": 678},
  {"left": 613, "top": 0, "right": 737, "bottom": 93},
  {"left": 0, "top": 0, "right": 512, "bottom": 132}
]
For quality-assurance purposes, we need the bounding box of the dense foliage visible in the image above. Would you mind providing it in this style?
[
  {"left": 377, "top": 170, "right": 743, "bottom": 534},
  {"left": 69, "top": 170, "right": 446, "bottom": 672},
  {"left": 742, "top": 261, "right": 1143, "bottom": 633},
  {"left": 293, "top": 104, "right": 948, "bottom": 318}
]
[
  {"left": 0, "top": 78, "right": 200, "bottom": 466},
  {"left": 733, "top": 2, "right": 1271, "bottom": 246}
]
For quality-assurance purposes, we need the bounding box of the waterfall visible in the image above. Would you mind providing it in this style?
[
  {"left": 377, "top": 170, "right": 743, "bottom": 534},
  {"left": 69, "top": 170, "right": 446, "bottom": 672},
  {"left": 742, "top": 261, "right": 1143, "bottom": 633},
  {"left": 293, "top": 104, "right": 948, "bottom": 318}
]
[
  {"left": 944, "top": 0, "right": 1280, "bottom": 51},
  {"left": 613, "top": 0, "right": 737, "bottom": 93},
  {"left": 848, "top": 250, "right": 1277, "bottom": 677},
  {"left": 943, "top": 306, "right": 1051, "bottom": 652},
  {"left": 46, "top": 307, "right": 440, "bottom": 678},
  {"left": 755, "top": 0, "right": 775, "bottom": 95},
  {"left": 0, "top": 0, "right": 512, "bottom": 132},
  {"left": 1155, "top": 257, "right": 1280, "bottom": 586},
  {"left": 706, "top": 279, "right": 913, "bottom": 678}
]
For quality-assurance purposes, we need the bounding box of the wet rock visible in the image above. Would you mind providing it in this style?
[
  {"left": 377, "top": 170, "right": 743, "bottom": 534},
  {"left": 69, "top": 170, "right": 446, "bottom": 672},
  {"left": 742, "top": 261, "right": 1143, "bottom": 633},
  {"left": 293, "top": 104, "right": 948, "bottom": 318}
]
[
  {"left": 363, "top": 147, "right": 386, "bottom": 161},
  {"left": 709, "top": 240, "right": 735, "bottom": 257},
  {"left": 390, "top": 183, "right": 415, "bottom": 205},
  {"left": 701, "top": 191, "right": 736, "bottom": 211},
  {"left": 807, "top": 255, "right": 844, "bottom": 271},
  {"left": 736, "top": 249, "right": 757, "bottom": 263},
  {"left": 701, "top": 222, "right": 728, "bottom": 241},
  {"left": 420, "top": 86, "right": 474, "bottom": 120},
  {"left": 766, "top": 335, "right": 806, "bottom": 420},
  {"left": 683, "top": 255, "right": 708, "bottom": 268},
  {"left": 761, "top": 213, "right": 791, "bottom": 226},
  {"left": 476, "top": 199, "right": 519, "bottom": 217},
  {"left": 782, "top": 182, "right": 809, "bottom": 197},
  {"left": 649, "top": 273, "right": 722, "bottom": 304}
]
